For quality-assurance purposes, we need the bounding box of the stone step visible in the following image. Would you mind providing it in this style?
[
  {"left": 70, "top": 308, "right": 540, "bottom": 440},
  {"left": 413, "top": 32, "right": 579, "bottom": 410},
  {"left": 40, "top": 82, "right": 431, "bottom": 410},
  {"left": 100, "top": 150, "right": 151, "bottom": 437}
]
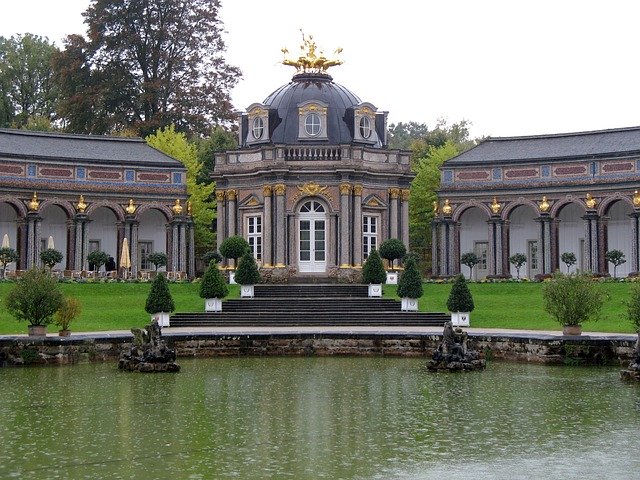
[{"left": 254, "top": 284, "right": 369, "bottom": 298}]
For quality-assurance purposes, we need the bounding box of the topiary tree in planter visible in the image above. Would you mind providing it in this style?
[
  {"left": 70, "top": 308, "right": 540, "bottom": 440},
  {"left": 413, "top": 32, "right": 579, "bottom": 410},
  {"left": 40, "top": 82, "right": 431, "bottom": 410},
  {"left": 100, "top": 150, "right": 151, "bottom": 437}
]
[
  {"left": 397, "top": 255, "right": 423, "bottom": 311},
  {"left": 561, "top": 252, "right": 577, "bottom": 273},
  {"left": 0, "top": 247, "right": 18, "bottom": 279},
  {"left": 199, "top": 262, "right": 229, "bottom": 311},
  {"left": 5, "top": 267, "right": 64, "bottom": 336},
  {"left": 542, "top": 271, "right": 605, "bottom": 335},
  {"left": 460, "top": 252, "right": 479, "bottom": 280},
  {"left": 235, "top": 251, "right": 261, "bottom": 298},
  {"left": 87, "top": 250, "right": 109, "bottom": 273},
  {"left": 446, "top": 274, "right": 474, "bottom": 327},
  {"left": 219, "top": 236, "right": 250, "bottom": 283},
  {"left": 40, "top": 248, "right": 63, "bottom": 271},
  {"left": 605, "top": 249, "right": 626, "bottom": 278},
  {"left": 362, "top": 249, "right": 386, "bottom": 297},
  {"left": 379, "top": 239, "right": 407, "bottom": 271},
  {"left": 202, "top": 251, "right": 222, "bottom": 266},
  {"left": 147, "top": 252, "right": 168, "bottom": 272},
  {"left": 55, "top": 296, "right": 82, "bottom": 336},
  {"left": 509, "top": 253, "right": 527, "bottom": 280},
  {"left": 145, "top": 273, "right": 175, "bottom": 326}
]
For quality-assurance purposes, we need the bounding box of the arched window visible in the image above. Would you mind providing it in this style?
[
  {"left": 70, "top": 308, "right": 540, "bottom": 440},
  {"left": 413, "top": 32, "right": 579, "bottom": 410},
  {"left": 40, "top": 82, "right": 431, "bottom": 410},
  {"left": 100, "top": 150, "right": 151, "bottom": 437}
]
[
  {"left": 252, "top": 117, "right": 264, "bottom": 140},
  {"left": 300, "top": 200, "right": 325, "bottom": 213},
  {"left": 304, "top": 113, "right": 321, "bottom": 136},
  {"left": 359, "top": 116, "right": 371, "bottom": 139}
]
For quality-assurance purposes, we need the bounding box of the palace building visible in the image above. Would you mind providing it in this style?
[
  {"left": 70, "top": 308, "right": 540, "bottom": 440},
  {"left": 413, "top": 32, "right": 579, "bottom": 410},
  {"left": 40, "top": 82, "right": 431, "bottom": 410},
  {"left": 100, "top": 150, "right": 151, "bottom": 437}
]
[
  {"left": 433, "top": 127, "right": 640, "bottom": 279},
  {"left": 213, "top": 35, "right": 412, "bottom": 278},
  {"left": 0, "top": 129, "right": 193, "bottom": 278}
]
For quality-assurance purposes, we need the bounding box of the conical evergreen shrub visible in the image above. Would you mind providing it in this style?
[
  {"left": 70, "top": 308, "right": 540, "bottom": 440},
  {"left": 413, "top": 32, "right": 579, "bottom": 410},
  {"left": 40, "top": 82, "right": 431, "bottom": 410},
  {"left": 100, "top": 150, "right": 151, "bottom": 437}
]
[
  {"left": 362, "top": 249, "right": 386, "bottom": 284},
  {"left": 235, "top": 251, "right": 261, "bottom": 285},
  {"left": 397, "top": 255, "right": 424, "bottom": 298},
  {"left": 145, "top": 273, "right": 175, "bottom": 314},
  {"left": 199, "top": 263, "right": 229, "bottom": 299},
  {"left": 446, "top": 274, "right": 475, "bottom": 312}
]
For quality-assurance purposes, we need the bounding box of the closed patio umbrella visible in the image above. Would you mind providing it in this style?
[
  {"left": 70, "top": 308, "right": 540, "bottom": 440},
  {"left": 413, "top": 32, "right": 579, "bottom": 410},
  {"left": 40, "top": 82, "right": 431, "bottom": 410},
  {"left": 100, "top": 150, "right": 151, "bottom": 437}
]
[
  {"left": 120, "top": 237, "right": 131, "bottom": 279},
  {"left": 47, "top": 235, "right": 55, "bottom": 249},
  {"left": 2, "top": 234, "right": 9, "bottom": 248}
]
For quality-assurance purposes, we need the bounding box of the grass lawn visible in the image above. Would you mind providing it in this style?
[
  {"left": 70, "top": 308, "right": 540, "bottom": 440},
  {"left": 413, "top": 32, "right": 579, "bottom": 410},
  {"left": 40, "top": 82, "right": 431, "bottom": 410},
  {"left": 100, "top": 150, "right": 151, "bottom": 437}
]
[{"left": 0, "top": 280, "right": 636, "bottom": 335}]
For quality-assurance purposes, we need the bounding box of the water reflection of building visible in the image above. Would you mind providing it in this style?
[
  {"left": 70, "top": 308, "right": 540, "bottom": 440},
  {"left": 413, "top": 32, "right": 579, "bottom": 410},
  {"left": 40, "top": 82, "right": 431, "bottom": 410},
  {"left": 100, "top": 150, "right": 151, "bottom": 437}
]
[
  {"left": 0, "top": 129, "right": 193, "bottom": 277},
  {"left": 213, "top": 37, "right": 412, "bottom": 279},
  {"left": 434, "top": 127, "right": 640, "bottom": 279}
]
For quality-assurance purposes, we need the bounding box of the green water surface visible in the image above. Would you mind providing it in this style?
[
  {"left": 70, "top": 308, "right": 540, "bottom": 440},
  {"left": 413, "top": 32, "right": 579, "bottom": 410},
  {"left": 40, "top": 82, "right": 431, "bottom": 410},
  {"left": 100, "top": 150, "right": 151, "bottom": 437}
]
[{"left": 1, "top": 358, "right": 639, "bottom": 479}]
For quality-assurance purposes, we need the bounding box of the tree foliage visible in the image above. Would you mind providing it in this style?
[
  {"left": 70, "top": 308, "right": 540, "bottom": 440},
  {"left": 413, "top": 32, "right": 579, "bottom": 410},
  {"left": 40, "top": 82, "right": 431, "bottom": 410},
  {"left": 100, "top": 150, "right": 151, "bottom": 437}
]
[
  {"left": 542, "top": 272, "right": 605, "bottom": 326},
  {"left": 362, "top": 249, "right": 386, "bottom": 285},
  {"left": 234, "top": 251, "right": 261, "bottom": 285},
  {"left": 55, "top": 0, "right": 241, "bottom": 136},
  {"left": 146, "top": 124, "right": 215, "bottom": 251},
  {"left": 195, "top": 125, "right": 237, "bottom": 182},
  {"left": 627, "top": 285, "right": 640, "bottom": 332},
  {"left": 378, "top": 239, "right": 406, "bottom": 269},
  {"left": 87, "top": 250, "right": 109, "bottom": 271},
  {"left": 147, "top": 252, "right": 168, "bottom": 271},
  {"left": 460, "top": 252, "right": 480, "bottom": 280},
  {"left": 446, "top": 274, "right": 475, "bottom": 313},
  {"left": 55, "top": 296, "right": 82, "bottom": 331},
  {"left": 145, "top": 272, "right": 175, "bottom": 313},
  {"left": 605, "top": 249, "right": 626, "bottom": 278},
  {"left": 0, "top": 34, "right": 60, "bottom": 128},
  {"left": 5, "top": 267, "right": 64, "bottom": 326},
  {"left": 0, "top": 247, "right": 18, "bottom": 279},
  {"left": 561, "top": 252, "right": 577, "bottom": 273},
  {"left": 509, "top": 253, "right": 527, "bottom": 279},
  {"left": 397, "top": 255, "right": 423, "bottom": 299},
  {"left": 219, "top": 236, "right": 250, "bottom": 265},
  {"left": 40, "top": 248, "right": 63, "bottom": 269},
  {"left": 199, "top": 262, "right": 228, "bottom": 299}
]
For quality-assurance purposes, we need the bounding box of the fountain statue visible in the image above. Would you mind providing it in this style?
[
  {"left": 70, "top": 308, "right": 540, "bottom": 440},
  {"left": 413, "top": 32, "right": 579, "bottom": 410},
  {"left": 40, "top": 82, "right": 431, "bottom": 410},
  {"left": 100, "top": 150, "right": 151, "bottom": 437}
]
[
  {"left": 620, "top": 333, "right": 640, "bottom": 381},
  {"left": 118, "top": 319, "right": 180, "bottom": 372},
  {"left": 427, "top": 321, "right": 486, "bottom": 372}
]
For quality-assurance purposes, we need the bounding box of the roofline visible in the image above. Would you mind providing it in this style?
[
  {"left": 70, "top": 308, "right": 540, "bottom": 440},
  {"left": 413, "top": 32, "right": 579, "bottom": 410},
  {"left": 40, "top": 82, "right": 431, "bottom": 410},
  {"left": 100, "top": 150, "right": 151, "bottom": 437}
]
[
  {"left": 0, "top": 128, "right": 145, "bottom": 144},
  {"left": 482, "top": 125, "right": 640, "bottom": 142}
]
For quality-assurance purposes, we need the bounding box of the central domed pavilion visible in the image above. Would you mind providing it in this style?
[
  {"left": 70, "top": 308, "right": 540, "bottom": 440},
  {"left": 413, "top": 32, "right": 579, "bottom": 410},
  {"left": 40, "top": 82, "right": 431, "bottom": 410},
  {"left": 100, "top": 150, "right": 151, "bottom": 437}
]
[{"left": 213, "top": 36, "right": 412, "bottom": 279}]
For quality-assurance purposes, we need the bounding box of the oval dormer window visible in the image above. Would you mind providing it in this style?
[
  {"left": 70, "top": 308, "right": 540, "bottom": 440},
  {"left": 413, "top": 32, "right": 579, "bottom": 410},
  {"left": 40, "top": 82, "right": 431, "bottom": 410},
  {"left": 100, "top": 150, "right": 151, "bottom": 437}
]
[
  {"left": 252, "top": 117, "right": 264, "bottom": 140},
  {"left": 304, "top": 113, "right": 321, "bottom": 136},
  {"left": 359, "top": 116, "right": 371, "bottom": 139}
]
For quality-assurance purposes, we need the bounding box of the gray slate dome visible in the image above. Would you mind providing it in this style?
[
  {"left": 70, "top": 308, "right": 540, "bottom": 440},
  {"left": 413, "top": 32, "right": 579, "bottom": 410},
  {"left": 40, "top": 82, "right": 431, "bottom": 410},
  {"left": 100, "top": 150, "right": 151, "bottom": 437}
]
[{"left": 264, "top": 72, "right": 361, "bottom": 145}]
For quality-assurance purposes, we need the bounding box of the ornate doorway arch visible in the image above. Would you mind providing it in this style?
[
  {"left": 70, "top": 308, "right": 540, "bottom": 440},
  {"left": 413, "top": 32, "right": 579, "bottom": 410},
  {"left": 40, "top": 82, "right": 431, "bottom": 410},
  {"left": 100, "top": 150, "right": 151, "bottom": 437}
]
[{"left": 298, "top": 200, "right": 327, "bottom": 273}]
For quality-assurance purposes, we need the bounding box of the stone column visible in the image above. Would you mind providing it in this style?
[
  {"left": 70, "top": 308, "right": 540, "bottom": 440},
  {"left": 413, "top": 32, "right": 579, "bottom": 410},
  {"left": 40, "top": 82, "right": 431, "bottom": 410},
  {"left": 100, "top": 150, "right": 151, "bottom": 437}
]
[
  {"left": 227, "top": 189, "right": 237, "bottom": 237},
  {"left": 389, "top": 188, "right": 400, "bottom": 240},
  {"left": 352, "top": 184, "right": 363, "bottom": 267},
  {"left": 535, "top": 214, "right": 553, "bottom": 275},
  {"left": 431, "top": 218, "right": 441, "bottom": 276},
  {"left": 339, "top": 183, "right": 352, "bottom": 268},
  {"left": 439, "top": 217, "right": 456, "bottom": 277},
  {"left": 400, "top": 189, "right": 410, "bottom": 248},
  {"left": 34, "top": 216, "right": 42, "bottom": 268},
  {"left": 215, "top": 190, "right": 226, "bottom": 250},
  {"left": 171, "top": 223, "right": 179, "bottom": 272},
  {"left": 487, "top": 217, "right": 504, "bottom": 277},
  {"left": 26, "top": 213, "right": 41, "bottom": 268},
  {"left": 74, "top": 216, "right": 86, "bottom": 271},
  {"left": 187, "top": 218, "right": 195, "bottom": 278},
  {"left": 274, "top": 184, "right": 286, "bottom": 267},
  {"left": 263, "top": 185, "right": 273, "bottom": 267},
  {"left": 582, "top": 211, "right": 600, "bottom": 274},
  {"left": 178, "top": 221, "right": 187, "bottom": 272},
  {"left": 630, "top": 212, "right": 640, "bottom": 275}
]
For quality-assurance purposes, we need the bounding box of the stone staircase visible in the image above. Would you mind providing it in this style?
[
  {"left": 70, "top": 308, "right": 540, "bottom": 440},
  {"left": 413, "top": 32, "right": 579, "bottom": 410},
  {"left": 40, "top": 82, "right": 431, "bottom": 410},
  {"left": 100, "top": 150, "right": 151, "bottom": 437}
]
[{"left": 170, "top": 284, "right": 450, "bottom": 328}]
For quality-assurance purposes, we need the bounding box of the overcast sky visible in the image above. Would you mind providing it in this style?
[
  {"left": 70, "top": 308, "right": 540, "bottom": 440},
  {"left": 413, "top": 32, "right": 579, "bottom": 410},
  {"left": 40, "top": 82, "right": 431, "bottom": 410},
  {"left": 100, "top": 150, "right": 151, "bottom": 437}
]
[{"left": 1, "top": 0, "right": 639, "bottom": 139}]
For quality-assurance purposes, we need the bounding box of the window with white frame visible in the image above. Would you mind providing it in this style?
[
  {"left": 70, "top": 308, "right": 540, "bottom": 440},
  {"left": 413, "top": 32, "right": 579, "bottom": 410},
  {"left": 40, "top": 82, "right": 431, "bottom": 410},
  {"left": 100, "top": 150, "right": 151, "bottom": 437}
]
[
  {"left": 246, "top": 215, "right": 262, "bottom": 261},
  {"left": 138, "top": 241, "right": 153, "bottom": 270},
  {"left": 363, "top": 215, "right": 378, "bottom": 259}
]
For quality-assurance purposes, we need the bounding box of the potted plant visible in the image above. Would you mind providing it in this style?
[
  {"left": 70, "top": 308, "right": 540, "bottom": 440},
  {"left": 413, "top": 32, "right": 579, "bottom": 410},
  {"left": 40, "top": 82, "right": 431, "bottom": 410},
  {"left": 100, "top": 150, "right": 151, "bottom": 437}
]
[
  {"left": 396, "top": 254, "right": 423, "bottom": 311},
  {"left": 147, "top": 252, "right": 168, "bottom": 273},
  {"left": 5, "top": 267, "right": 64, "bottom": 336},
  {"left": 40, "top": 248, "right": 63, "bottom": 271},
  {"left": 509, "top": 253, "right": 527, "bottom": 280},
  {"left": 55, "top": 296, "right": 81, "bottom": 336},
  {"left": 446, "top": 274, "right": 474, "bottom": 326},
  {"left": 0, "top": 247, "right": 18, "bottom": 279},
  {"left": 87, "top": 250, "right": 109, "bottom": 274},
  {"left": 144, "top": 273, "right": 175, "bottom": 326},
  {"left": 379, "top": 238, "right": 406, "bottom": 284},
  {"left": 219, "top": 235, "right": 250, "bottom": 284},
  {"left": 235, "top": 251, "right": 261, "bottom": 298},
  {"left": 542, "top": 271, "right": 605, "bottom": 335},
  {"left": 362, "top": 249, "right": 386, "bottom": 297},
  {"left": 200, "top": 261, "right": 229, "bottom": 311}
]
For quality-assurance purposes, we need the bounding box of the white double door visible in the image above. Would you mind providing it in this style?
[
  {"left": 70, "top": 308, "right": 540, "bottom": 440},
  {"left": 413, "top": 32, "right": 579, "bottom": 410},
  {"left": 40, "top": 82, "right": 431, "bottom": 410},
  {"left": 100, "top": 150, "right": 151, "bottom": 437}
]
[{"left": 298, "top": 210, "right": 326, "bottom": 273}]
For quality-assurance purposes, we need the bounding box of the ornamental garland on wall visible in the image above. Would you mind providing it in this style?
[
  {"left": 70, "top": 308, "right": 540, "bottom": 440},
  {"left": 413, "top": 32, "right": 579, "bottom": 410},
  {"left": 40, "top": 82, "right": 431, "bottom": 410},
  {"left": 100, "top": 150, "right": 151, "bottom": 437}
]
[{"left": 291, "top": 182, "right": 334, "bottom": 203}]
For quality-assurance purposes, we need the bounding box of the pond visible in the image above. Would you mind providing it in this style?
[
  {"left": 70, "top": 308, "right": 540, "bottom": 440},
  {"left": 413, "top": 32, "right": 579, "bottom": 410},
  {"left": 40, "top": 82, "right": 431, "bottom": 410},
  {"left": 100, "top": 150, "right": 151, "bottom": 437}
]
[{"left": 1, "top": 358, "right": 639, "bottom": 479}]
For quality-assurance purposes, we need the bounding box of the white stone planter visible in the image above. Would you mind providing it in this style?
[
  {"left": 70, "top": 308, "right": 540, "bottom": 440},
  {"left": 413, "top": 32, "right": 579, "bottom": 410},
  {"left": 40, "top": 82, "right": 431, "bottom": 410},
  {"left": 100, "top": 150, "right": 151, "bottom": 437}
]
[
  {"left": 240, "top": 285, "right": 254, "bottom": 298},
  {"left": 401, "top": 298, "right": 418, "bottom": 311},
  {"left": 205, "top": 298, "right": 223, "bottom": 312},
  {"left": 368, "top": 284, "right": 382, "bottom": 297},
  {"left": 150, "top": 312, "right": 170, "bottom": 327},
  {"left": 451, "top": 311, "right": 470, "bottom": 327},
  {"left": 228, "top": 271, "right": 236, "bottom": 284},
  {"left": 386, "top": 272, "right": 398, "bottom": 284}
]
